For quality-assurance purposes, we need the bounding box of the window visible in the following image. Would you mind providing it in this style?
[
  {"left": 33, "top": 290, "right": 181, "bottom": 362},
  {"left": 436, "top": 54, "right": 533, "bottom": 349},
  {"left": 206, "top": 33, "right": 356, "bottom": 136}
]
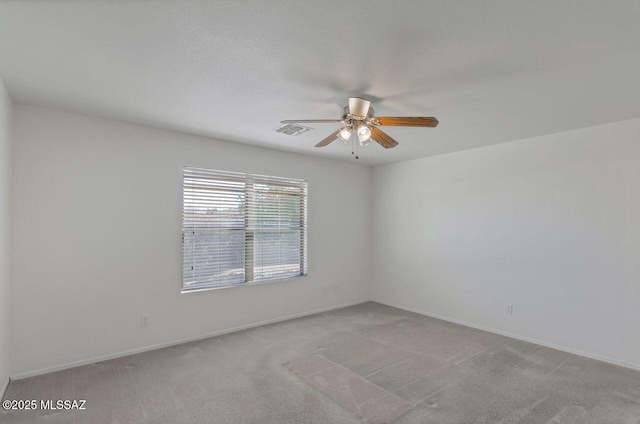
[{"left": 182, "top": 167, "right": 307, "bottom": 291}]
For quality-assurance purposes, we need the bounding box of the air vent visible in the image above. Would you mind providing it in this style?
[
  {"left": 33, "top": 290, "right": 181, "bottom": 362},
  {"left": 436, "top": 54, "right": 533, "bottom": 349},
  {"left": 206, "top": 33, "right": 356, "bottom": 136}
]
[{"left": 275, "top": 123, "right": 312, "bottom": 136}]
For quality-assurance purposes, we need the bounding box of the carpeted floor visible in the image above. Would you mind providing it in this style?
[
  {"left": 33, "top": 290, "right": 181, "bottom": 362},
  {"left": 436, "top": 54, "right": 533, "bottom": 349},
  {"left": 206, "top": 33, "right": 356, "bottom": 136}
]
[{"left": 2, "top": 302, "right": 640, "bottom": 423}]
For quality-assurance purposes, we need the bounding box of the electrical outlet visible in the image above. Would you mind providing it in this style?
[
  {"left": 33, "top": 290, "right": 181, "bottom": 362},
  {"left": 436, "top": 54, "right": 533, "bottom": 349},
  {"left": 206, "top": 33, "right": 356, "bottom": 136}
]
[
  {"left": 140, "top": 315, "right": 149, "bottom": 326},
  {"left": 505, "top": 305, "right": 513, "bottom": 315}
]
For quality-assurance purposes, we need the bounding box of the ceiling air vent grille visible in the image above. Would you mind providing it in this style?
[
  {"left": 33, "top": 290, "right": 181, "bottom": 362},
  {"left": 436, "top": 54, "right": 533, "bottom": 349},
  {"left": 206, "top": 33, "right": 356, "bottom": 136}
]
[{"left": 275, "top": 123, "right": 312, "bottom": 136}]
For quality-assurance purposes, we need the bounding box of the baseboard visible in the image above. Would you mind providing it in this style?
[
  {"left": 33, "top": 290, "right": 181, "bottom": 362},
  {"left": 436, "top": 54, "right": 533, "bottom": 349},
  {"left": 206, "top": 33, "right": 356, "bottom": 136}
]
[
  {"left": 0, "top": 377, "right": 8, "bottom": 400},
  {"left": 12, "top": 299, "right": 370, "bottom": 380},
  {"left": 372, "top": 299, "right": 640, "bottom": 372}
]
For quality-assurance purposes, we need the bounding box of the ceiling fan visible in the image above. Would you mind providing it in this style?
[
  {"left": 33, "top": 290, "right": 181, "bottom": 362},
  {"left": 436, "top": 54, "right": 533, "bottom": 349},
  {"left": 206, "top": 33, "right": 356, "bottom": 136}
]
[{"left": 281, "top": 97, "right": 438, "bottom": 149}]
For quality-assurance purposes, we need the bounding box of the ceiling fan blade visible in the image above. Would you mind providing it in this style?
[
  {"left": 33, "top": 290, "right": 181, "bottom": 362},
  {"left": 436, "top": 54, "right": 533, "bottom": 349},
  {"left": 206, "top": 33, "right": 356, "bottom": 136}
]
[
  {"left": 281, "top": 119, "right": 343, "bottom": 124},
  {"left": 377, "top": 117, "right": 439, "bottom": 127},
  {"left": 371, "top": 127, "right": 399, "bottom": 149},
  {"left": 348, "top": 97, "right": 371, "bottom": 117},
  {"left": 315, "top": 129, "right": 341, "bottom": 147}
]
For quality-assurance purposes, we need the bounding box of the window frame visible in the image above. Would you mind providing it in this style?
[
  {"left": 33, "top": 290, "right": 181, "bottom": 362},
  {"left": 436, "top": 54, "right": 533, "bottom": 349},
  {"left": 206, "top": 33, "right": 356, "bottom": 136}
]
[{"left": 181, "top": 167, "right": 308, "bottom": 293}]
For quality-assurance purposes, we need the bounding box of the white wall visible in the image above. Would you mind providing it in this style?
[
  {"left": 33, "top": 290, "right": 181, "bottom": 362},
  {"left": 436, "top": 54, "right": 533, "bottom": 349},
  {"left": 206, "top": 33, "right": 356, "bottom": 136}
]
[
  {"left": 0, "top": 76, "right": 12, "bottom": 395},
  {"left": 11, "top": 105, "right": 371, "bottom": 377},
  {"left": 11, "top": 102, "right": 640, "bottom": 378},
  {"left": 0, "top": 77, "right": 12, "bottom": 395},
  {"left": 372, "top": 118, "right": 640, "bottom": 369}
]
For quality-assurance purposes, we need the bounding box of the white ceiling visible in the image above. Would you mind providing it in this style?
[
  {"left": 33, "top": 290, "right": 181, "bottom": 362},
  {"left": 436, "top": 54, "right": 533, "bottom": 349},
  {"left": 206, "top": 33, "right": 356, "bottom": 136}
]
[{"left": 1, "top": 1, "right": 639, "bottom": 166}]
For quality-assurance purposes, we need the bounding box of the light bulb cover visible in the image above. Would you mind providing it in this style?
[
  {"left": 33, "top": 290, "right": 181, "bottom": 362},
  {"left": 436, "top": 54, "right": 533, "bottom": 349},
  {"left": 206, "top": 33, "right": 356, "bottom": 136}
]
[
  {"left": 337, "top": 126, "right": 352, "bottom": 143},
  {"left": 357, "top": 125, "right": 372, "bottom": 146}
]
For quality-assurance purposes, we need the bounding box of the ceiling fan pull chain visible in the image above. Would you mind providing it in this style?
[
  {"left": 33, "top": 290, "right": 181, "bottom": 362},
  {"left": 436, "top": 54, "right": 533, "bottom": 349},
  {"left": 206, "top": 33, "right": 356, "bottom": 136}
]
[{"left": 355, "top": 138, "right": 359, "bottom": 160}]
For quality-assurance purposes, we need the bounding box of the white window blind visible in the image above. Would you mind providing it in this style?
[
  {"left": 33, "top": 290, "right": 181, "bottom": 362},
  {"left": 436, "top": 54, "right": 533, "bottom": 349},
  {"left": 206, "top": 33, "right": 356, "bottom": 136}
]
[{"left": 182, "top": 167, "right": 307, "bottom": 291}]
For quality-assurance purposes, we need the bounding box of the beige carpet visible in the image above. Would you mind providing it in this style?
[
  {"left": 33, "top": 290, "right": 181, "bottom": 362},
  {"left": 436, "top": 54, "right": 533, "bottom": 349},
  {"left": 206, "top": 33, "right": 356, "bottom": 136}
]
[{"left": 2, "top": 302, "right": 640, "bottom": 423}]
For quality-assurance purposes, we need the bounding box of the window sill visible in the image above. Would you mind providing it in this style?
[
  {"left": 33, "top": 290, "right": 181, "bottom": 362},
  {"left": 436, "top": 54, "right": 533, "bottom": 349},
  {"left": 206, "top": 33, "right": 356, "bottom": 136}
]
[{"left": 180, "top": 274, "right": 307, "bottom": 294}]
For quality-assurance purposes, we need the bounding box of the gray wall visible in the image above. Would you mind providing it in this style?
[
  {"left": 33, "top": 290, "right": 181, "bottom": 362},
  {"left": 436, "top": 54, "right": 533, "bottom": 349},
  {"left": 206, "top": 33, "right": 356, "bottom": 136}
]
[
  {"left": 372, "top": 117, "right": 640, "bottom": 369},
  {"left": 0, "top": 76, "right": 12, "bottom": 394},
  {"left": 9, "top": 102, "right": 640, "bottom": 378},
  {"left": 10, "top": 105, "right": 371, "bottom": 377}
]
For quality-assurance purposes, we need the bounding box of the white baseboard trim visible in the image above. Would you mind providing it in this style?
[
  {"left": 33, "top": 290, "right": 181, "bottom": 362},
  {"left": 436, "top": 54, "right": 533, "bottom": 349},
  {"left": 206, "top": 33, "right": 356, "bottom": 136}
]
[
  {"left": 372, "top": 299, "right": 640, "bottom": 372},
  {"left": 12, "top": 299, "right": 370, "bottom": 380},
  {"left": 0, "top": 377, "right": 9, "bottom": 400}
]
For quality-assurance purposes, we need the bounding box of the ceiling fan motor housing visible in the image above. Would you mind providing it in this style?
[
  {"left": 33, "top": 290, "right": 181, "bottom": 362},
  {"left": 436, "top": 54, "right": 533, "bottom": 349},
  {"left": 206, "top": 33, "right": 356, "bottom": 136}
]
[
  {"left": 347, "top": 97, "right": 372, "bottom": 118},
  {"left": 341, "top": 106, "right": 375, "bottom": 122}
]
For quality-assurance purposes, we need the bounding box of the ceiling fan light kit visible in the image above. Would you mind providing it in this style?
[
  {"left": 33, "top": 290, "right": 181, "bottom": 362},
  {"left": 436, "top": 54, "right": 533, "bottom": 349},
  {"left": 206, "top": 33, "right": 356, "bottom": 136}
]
[
  {"left": 357, "top": 124, "right": 372, "bottom": 145},
  {"left": 280, "top": 97, "right": 439, "bottom": 157},
  {"left": 337, "top": 126, "right": 353, "bottom": 143}
]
